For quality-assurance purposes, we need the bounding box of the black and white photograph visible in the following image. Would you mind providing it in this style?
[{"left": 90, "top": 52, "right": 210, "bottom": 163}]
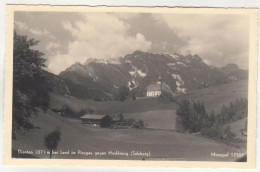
[{"left": 3, "top": 6, "right": 258, "bottom": 168}]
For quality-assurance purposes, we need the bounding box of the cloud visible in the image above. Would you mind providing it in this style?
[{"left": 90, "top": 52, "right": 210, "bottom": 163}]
[
  {"left": 14, "top": 21, "right": 51, "bottom": 36},
  {"left": 48, "top": 52, "right": 76, "bottom": 75},
  {"left": 14, "top": 12, "right": 85, "bottom": 70},
  {"left": 46, "top": 42, "right": 61, "bottom": 51},
  {"left": 14, "top": 21, "right": 28, "bottom": 30},
  {"left": 125, "top": 14, "right": 188, "bottom": 55},
  {"left": 159, "top": 14, "right": 249, "bottom": 69},
  {"left": 30, "top": 28, "right": 50, "bottom": 36},
  {"left": 14, "top": 12, "right": 250, "bottom": 74},
  {"left": 48, "top": 13, "right": 151, "bottom": 74}
]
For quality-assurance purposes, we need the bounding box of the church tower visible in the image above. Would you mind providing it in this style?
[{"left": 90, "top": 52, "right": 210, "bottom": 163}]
[
  {"left": 157, "top": 75, "right": 162, "bottom": 93},
  {"left": 157, "top": 75, "right": 162, "bottom": 85}
]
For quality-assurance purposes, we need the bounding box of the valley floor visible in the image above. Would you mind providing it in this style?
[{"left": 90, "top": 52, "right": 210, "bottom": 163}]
[{"left": 12, "top": 109, "right": 245, "bottom": 161}]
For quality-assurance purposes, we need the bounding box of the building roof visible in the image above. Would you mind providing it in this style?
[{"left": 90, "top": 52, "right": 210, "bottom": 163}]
[
  {"left": 161, "top": 83, "right": 174, "bottom": 95},
  {"left": 147, "top": 83, "right": 161, "bottom": 92},
  {"left": 80, "top": 114, "right": 107, "bottom": 119},
  {"left": 147, "top": 82, "right": 175, "bottom": 95}
]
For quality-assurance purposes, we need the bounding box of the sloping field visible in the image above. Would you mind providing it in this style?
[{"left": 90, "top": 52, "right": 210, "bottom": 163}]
[
  {"left": 221, "top": 117, "right": 247, "bottom": 141},
  {"left": 13, "top": 110, "right": 244, "bottom": 161},
  {"left": 174, "top": 79, "right": 248, "bottom": 113},
  {"left": 49, "top": 93, "right": 178, "bottom": 114},
  {"left": 123, "top": 110, "right": 177, "bottom": 130},
  {"left": 50, "top": 79, "right": 247, "bottom": 115}
]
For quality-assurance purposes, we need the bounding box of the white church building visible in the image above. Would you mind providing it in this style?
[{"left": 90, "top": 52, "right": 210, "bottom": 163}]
[{"left": 146, "top": 76, "right": 162, "bottom": 97}]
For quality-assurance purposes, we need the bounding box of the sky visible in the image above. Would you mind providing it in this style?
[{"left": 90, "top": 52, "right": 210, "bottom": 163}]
[{"left": 14, "top": 12, "right": 250, "bottom": 75}]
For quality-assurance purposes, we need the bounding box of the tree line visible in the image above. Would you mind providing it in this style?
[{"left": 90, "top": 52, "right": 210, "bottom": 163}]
[{"left": 176, "top": 98, "right": 248, "bottom": 135}]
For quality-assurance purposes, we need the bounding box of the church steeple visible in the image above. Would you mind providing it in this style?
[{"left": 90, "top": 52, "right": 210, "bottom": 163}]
[
  {"left": 157, "top": 75, "right": 163, "bottom": 95},
  {"left": 157, "top": 75, "right": 162, "bottom": 85}
]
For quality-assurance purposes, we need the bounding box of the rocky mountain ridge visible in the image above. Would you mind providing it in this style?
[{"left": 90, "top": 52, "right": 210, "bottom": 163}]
[{"left": 54, "top": 50, "right": 247, "bottom": 99}]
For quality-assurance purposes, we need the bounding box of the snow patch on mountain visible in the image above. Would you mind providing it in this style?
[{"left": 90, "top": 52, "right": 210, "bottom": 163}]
[
  {"left": 137, "top": 69, "right": 146, "bottom": 77},
  {"left": 183, "top": 58, "right": 191, "bottom": 64},
  {"left": 172, "top": 74, "right": 181, "bottom": 81},
  {"left": 171, "top": 74, "right": 186, "bottom": 93},
  {"left": 128, "top": 80, "right": 137, "bottom": 90},
  {"left": 167, "top": 63, "right": 176, "bottom": 66},
  {"left": 85, "top": 66, "right": 98, "bottom": 81},
  {"left": 65, "top": 83, "right": 70, "bottom": 94},
  {"left": 164, "top": 53, "right": 179, "bottom": 59},
  {"left": 128, "top": 62, "right": 147, "bottom": 78},
  {"left": 113, "top": 84, "right": 119, "bottom": 89},
  {"left": 129, "top": 71, "right": 135, "bottom": 76},
  {"left": 176, "top": 62, "right": 187, "bottom": 67}
]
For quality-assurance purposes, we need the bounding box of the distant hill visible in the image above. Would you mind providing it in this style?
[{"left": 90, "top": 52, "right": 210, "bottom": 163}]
[
  {"left": 43, "top": 70, "right": 105, "bottom": 100},
  {"left": 219, "top": 64, "right": 248, "bottom": 81},
  {"left": 174, "top": 79, "right": 248, "bottom": 113},
  {"left": 57, "top": 50, "right": 245, "bottom": 99}
]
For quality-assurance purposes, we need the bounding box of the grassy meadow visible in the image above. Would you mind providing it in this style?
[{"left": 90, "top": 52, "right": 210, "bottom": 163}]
[
  {"left": 174, "top": 79, "right": 248, "bottom": 113},
  {"left": 123, "top": 110, "right": 177, "bottom": 130},
  {"left": 12, "top": 109, "right": 243, "bottom": 161},
  {"left": 221, "top": 117, "right": 247, "bottom": 141},
  {"left": 49, "top": 93, "right": 178, "bottom": 114}
]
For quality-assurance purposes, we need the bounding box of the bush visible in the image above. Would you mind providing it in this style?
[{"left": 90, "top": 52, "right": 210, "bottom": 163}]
[
  {"left": 117, "top": 113, "right": 124, "bottom": 122},
  {"left": 224, "top": 125, "right": 236, "bottom": 141},
  {"left": 58, "top": 105, "right": 74, "bottom": 118},
  {"left": 176, "top": 100, "right": 208, "bottom": 133},
  {"left": 135, "top": 120, "right": 144, "bottom": 129},
  {"left": 132, "top": 94, "right": 136, "bottom": 100},
  {"left": 63, "top": 106, "right": 74, "bottom": 117},
  {"left": 44, "top": 128, "right": 61, "bottom": 159},
  {"left": 201, "top": 127, "right": 222, "bottom": 139},
  {"left": 88, "top": 108, "right": 94, "bottom": 114},
  {"left": 118, "top": 86, "right": 129, "bottom": 101},
  {"left": 94, "top": 97, "right": 102, "bottom": 101},
  {"left": 125, "top": 118, "right": 135, "bottom": 126},
  {"left": 75, "top": 109, "right": 87, "bottom": 118},
  {"left": 175, "top": 116, "right": 186, "bottom": 133}
]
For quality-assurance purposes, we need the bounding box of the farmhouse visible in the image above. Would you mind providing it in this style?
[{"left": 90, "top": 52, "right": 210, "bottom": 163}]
[
  {"left": 80, "top": 114, "right": 110, "bottom": 127},
  {"left": 80, "top": 114, "right": 125, "bottom": 127},
  {"left": 146, "top": 76, "right": 162, "bottom": 97}
]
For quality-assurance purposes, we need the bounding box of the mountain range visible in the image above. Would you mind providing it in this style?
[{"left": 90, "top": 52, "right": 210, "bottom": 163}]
[{"left": 47, "top": 50, "right": 248, "bottom": 100}]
